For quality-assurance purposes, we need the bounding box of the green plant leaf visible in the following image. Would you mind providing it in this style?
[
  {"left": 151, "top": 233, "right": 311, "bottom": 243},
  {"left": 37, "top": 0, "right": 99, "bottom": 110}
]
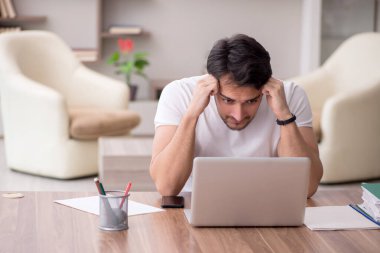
[
  {"left": 120, "top": 61, "right": 134, "bottom": 74},
  {"left": 107, "top": 49, "right": 149, "bottom": 83},
  {"left": 134, "top": 52, "right": 148, "bottom": 60},
  {"left": 107, "top": 52, "right": 120, "bottom": 65},
  {"left": 134, "top": 59, "right": 149, "bottom": 71}
]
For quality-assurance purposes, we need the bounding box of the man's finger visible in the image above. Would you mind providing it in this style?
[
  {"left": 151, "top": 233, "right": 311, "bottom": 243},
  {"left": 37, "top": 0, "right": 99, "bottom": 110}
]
[{"left": 210, "top": 85, "right": 219, "bottom": 96}]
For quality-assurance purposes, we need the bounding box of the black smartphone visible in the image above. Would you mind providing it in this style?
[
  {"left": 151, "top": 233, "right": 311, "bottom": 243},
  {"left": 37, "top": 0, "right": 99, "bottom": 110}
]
[{"left": 161, "top": 196, "right": 184, "bottom": 208}]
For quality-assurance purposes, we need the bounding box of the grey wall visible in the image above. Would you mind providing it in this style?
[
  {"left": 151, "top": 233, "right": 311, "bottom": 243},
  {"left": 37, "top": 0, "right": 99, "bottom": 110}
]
[
  {"left": 90, "top": 0, "right": 304, "bottom": 99},
  {"left": 15, "top": 0, "right": 99, "bottom": 49},
  {"left": 321, "top": 0, "right": 376, "bottom": 63},
  {"left": 13, "top": 0, "right": 304, "bottom": 100}
]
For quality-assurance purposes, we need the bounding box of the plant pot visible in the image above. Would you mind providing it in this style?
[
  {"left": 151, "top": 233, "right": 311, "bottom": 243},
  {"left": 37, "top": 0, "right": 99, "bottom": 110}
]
[{"left": 129, "top": 84, "right": 138, "bottom": 101}]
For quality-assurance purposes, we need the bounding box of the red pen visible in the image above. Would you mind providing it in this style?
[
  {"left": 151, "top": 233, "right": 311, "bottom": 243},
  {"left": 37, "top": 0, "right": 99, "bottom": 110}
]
[{"left": 119, "top": 182, "right": 132, "bottom": 209}]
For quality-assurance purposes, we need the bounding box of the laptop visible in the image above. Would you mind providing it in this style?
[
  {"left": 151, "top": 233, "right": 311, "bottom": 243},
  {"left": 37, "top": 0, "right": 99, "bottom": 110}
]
[{"left": 184, "top": 157, "right": 310, "bottom": 227}]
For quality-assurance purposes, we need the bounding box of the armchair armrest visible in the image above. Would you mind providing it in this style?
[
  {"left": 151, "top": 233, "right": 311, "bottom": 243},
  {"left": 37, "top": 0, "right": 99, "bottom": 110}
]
[
  {"left": 290, "top": 68, "right": 334, "bottom": 110},
  {"left": 321, "top": 82, "right": 380, "bottom": 149},
  {"left": 69, "top": 65, "right": 129, "bottom": 109},
  {"left": 1, "top": 73, "right": 69, "bottom": 144}
]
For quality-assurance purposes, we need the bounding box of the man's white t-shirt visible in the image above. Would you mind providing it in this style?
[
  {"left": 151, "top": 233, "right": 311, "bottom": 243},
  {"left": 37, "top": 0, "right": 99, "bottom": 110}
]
[{"left": 154, "top": 75, "right": 313, "bottom": 191}]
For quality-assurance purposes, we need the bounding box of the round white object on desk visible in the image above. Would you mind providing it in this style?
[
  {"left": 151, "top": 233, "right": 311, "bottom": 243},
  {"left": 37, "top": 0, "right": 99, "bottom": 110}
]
[{"left": 2, "top": 192, "right": 24, "bottom": 199}]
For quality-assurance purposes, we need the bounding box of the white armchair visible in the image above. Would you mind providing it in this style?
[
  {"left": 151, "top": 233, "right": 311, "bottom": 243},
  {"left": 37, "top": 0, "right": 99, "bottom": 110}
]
[
  {"left": 0, "top": 31, "right": 133, "bottom": 179},
  {"left": 291, "top": 32, "right": 380, "bottom": 183}
]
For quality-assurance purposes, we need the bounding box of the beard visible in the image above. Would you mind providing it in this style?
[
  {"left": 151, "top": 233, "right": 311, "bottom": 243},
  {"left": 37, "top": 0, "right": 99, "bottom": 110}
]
[{"left": 221, "top": 115, "right": 254, "bottom": 131}]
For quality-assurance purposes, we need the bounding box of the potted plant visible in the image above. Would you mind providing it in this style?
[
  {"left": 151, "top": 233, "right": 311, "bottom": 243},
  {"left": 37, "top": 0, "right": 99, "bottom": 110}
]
[{"left": 107, "top": 38, "right": 149, "bottom": 100}]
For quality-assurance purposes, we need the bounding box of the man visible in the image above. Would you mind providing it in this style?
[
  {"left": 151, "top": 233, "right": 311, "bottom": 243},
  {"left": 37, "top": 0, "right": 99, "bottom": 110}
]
[{"left": 150, "top": 34, "right": 323, "bottom": 198}]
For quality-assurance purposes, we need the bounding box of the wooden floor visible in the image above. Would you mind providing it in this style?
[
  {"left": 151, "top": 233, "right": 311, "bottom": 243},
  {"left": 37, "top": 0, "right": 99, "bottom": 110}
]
[{"left": 0, "top": 139, "right": 378, "bottom": 192}]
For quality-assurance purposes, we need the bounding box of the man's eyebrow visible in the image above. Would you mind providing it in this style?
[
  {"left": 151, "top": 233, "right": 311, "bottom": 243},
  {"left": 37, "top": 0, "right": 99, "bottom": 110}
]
[
  {"left": 219, "top": 92, "right": 262, "bottom": 102},
  {"left": 219, "top": 93, "right": 234, "bottom": 101},
  {"left": 246, "top": 93, "right": 262, "bottom": 102}
]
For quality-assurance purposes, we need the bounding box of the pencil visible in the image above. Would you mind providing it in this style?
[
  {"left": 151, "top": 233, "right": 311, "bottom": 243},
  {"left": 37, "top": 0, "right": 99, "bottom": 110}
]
[{"left": 94, "top": 177, "right": 106, "bottom": 195}]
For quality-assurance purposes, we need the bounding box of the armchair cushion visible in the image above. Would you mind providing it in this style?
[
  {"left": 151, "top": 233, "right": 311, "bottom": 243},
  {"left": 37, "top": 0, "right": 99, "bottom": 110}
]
[{"left": 69, "top": 108, "right": 141, "bottom": 140}]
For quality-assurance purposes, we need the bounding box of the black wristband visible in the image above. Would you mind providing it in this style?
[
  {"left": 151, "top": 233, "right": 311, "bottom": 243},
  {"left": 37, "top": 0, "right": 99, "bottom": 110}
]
[{"left": 276, "top": 113, "right": 296, "bottom": 126}]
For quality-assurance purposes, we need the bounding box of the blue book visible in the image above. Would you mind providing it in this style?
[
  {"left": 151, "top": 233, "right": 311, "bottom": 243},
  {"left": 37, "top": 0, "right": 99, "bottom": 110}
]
[{"left": 349, "top": 204, "right": 380, "bottom": 226}]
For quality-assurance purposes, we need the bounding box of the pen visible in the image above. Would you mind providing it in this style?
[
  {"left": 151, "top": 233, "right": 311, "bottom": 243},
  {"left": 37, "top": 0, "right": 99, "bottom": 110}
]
[
  {"left": 119, "top": 182, "right": 132, "bottom": 209},
  {"left": 95, "top": 178, "right": 119, "bottom": 223},
  {"left": 94, "top": 177, "right": 106, "bottom": 195}
]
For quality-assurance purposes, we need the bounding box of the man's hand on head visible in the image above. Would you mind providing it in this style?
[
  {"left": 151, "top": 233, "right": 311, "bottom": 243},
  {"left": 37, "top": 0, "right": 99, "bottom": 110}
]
[
  {"left": 187, "top": 74, "right": 219, "bottom": 118},
  {"left": 262, "top": 77, "right": 292, "bottom": 120}
]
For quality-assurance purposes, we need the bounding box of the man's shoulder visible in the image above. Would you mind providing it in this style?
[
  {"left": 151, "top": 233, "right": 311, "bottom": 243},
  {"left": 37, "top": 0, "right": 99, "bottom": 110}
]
[
  {"left": 283, "top": 80, "right": 296, "bottom": 91},
  {"left": 159, "top": 75, "right": 202, "bottom": 103},
  {"left": 283, "top": 80, "right": 307, "bottom": 97}
]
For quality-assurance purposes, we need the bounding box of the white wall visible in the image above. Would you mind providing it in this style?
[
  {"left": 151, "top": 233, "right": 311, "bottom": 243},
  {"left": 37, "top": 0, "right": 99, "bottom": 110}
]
[
  {"left": 300, "top": 0, "right": 321, "bottom": 74},
  {"left": 0, "top": 0, "right": 308, "bottom": 135},
  {"left": 9, "top": 0, "right": 305, "bottom": 100},
  {"left": 15, "top": 0, "right": 99, "bottom": 49},
  {"left": 89, "top": 0, "right": 304, "bottom": 99}
]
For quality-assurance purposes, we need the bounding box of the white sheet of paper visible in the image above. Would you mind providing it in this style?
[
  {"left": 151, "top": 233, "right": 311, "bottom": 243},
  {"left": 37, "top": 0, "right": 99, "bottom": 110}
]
[
  {"left": 304, "top": 205, "right": 379, "bottom": 230},
  {"left": 54, "top": 196, "right": 164, "bottom": 216}
]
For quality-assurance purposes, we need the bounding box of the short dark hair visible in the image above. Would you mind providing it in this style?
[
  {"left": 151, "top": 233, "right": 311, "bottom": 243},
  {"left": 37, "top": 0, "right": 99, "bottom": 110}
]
[{"left": 206, "top": 34, "right": 272, "bottom": 89}]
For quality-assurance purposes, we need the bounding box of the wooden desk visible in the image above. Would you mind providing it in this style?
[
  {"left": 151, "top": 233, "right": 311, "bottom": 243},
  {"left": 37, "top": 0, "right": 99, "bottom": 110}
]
[{"left": 0, "top": 189, "right": 379, "bottom": 253}]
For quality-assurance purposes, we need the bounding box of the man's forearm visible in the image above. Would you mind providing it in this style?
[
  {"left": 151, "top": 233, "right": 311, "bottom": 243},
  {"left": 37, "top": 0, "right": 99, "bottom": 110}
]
[
  {"left": 151, "top": 75, "right": 218, "bottom": 196},
  {"left": 277, "top": 123, "right": 323, "bottom": 197},
  {"left": 150, "top": 113, "right": 198, "bottom": 196}
]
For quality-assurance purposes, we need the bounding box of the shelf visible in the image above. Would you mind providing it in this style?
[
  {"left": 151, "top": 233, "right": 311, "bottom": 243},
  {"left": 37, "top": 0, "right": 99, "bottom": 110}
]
[
  {"left": 73, "top": 49, "right": 99, "bottom": 62},
  {"left": 0, "top": 16, "right": 47, "bottom": 23},
  {"left": 101, "top": 31, "right": 147, "bottom": 39}
]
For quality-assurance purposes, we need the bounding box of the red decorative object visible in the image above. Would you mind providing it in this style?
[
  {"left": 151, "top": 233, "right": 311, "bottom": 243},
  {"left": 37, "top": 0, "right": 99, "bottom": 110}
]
[{"left": 118, "top": 38, "right": 134, "bottom": 54}]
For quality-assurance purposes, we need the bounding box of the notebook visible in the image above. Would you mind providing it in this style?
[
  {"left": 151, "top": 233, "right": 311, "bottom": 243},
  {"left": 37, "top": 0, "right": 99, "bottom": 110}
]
[{"left": 184, "top": 157, "right": 310, "bottom": 227}]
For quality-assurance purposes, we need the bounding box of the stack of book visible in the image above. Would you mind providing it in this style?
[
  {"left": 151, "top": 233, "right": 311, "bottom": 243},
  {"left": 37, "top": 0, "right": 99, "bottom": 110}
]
[
  {"left": 108, "top": 25, "right": 142, "bottom": 35},
  {"left": 350, "top": 183, "right": 380, "bottom": 226},
  {"left": 0, "top": 0, "right": 17, "bottom": 18},
  {"left": 360, "top": 183, "right": 380, "bottom": 222}
]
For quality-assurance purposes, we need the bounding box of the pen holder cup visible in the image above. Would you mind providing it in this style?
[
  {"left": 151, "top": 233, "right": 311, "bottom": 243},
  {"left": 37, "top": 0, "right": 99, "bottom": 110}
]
[{"left": 99, "top": 191, "right": 129, "bottom": 231}]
